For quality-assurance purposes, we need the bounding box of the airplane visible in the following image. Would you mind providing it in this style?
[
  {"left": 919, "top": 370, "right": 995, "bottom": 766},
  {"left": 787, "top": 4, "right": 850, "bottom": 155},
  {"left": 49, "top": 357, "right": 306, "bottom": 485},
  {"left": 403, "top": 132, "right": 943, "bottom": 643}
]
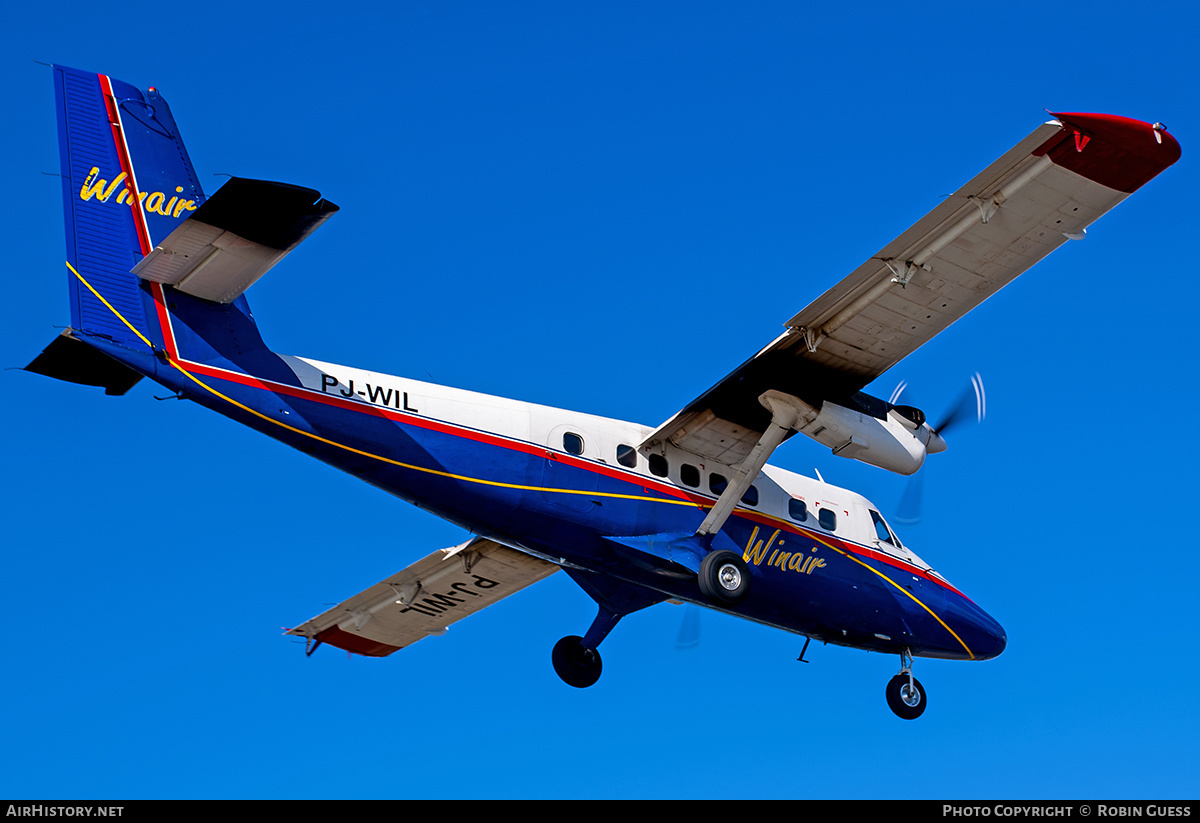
[{"left": 26, "top": 64, "right": 1180, "bottom": 720}]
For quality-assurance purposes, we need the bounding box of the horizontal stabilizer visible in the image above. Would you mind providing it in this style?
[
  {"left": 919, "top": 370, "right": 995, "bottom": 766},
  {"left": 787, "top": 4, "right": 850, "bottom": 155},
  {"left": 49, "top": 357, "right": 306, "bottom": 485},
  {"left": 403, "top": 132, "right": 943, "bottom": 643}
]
[
  {"left": 25, "top": 332, "right": 143, "bottom": 395},
  {"left": 131, "top": 177, "right": 338, "bottom": 303},
  {"left": 287, "top": 537, "right": 559, "bottom": 657}
]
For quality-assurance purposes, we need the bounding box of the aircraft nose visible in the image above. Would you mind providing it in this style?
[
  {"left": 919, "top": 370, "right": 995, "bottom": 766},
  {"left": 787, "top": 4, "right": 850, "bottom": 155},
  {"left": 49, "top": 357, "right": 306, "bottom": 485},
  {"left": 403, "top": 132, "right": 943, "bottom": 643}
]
[
  {"left": 960, "top": 600, "right": 1006, "bottom": 660},
  {"left": 929, "top": 589, "right": 1006, "bottom": 660},
  {"left": 974, "top": 610, "right": 1007, "bottom": 660}
]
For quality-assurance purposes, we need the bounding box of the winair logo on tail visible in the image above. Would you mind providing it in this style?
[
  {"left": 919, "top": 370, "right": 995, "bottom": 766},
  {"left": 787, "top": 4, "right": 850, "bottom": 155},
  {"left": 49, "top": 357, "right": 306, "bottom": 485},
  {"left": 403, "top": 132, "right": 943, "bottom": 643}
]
[
  {"left": 79, "top": 167, "right": 198, "bottom": 218},
  {"left": 744, "top": 525, "right": 827, "bottom": 576}
]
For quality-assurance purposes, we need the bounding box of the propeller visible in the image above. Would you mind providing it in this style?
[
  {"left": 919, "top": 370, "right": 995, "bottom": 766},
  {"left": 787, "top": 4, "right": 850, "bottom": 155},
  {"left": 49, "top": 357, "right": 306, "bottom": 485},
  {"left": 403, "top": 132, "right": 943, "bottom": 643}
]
[
  {"left": 674, "top": 604, "right": 702, "bottom": 651},
  {"left": 891, "top": 373, "right": 986, "bottom": 526},
  {"left": 893, "top": 470, "right": 926, "bottom": 526},
  {"left": 931, "top": 372, "right": 986, "bottom": 437}
]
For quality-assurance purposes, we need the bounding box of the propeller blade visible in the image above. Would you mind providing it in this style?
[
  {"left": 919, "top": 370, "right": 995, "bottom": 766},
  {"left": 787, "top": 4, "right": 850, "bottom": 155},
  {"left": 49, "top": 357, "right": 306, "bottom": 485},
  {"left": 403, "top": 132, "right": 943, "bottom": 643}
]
[
  {"left": 675, "top": 605, "right": 701, "bottom": 651},
  {"left": 893, "top": 471, "right": 925, "bottom": 526},
  {"left": 892, "top": 373, "right": 985, "bottom": 526},
  {"left": 933, "top": 372, "right": 986, "bottom": 434}
]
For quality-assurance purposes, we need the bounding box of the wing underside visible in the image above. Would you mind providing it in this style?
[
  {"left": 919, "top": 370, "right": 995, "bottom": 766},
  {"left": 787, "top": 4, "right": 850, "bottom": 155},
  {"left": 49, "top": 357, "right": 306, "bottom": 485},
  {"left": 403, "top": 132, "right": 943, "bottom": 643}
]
[
  {"left": 644, "top": 113, "right": 1180, "bottom": 466},
  {"left": 287, "top": 537, "right": 559, "bottom": 657}
]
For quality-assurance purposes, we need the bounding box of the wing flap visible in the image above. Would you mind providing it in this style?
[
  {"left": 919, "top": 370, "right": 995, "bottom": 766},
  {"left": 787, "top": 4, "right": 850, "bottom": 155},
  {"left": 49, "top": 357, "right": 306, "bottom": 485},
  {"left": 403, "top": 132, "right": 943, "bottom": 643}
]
[{"left": 286, "top": 537, "right": 559, "bottom": 657}]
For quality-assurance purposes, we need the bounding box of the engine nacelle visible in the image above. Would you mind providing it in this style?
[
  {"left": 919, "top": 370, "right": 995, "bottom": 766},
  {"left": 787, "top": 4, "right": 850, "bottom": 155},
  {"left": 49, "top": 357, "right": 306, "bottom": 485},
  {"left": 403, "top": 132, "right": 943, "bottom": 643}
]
[
  {"left": 759, "top": 391, "right": 943, "bottom": 475},
  {"left": 890, "top": 404, "right": 926, "bottom": 430}
]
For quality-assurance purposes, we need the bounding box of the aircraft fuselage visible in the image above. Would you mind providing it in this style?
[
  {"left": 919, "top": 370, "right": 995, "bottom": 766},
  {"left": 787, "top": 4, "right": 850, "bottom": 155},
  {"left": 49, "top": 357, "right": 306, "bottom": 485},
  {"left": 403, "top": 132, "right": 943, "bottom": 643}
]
[{"left": 91, "top": 332, "right": 1006, "bottom": 664}]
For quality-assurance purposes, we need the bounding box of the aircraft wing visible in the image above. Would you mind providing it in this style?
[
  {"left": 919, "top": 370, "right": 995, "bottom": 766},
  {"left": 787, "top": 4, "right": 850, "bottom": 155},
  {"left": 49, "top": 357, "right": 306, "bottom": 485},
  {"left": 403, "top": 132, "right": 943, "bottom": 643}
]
[
  {"left": 287, "top": 537, "right": 559, "bottom": 657},
  {"left": 643, "top": 113, "right": 1181, "bottom": 466}
]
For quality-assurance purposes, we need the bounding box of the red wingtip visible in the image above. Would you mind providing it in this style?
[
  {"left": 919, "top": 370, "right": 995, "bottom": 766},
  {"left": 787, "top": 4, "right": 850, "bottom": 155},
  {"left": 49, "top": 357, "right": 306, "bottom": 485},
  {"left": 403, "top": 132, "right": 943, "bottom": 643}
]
[
  {"left": 314, "top": 625, "right": 403, "bottom": 658},
  {"left": 1035, "top": 112, "right": 1181, "bottom": 193}
]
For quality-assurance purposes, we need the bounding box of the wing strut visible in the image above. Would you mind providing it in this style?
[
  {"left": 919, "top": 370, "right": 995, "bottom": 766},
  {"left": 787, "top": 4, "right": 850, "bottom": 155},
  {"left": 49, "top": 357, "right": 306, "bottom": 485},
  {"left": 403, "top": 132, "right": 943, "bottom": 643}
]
[{"left": 695, "top": 390, "right": 813, "bottom": 541}]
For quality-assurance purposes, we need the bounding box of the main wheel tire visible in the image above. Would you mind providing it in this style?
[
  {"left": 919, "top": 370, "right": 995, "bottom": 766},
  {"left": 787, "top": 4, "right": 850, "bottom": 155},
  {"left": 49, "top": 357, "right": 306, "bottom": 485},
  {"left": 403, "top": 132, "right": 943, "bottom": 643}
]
[
  {"left": 552, "top": 635, "right": 602, "bottom": 688},
  {"left": 698, "top": 550, "right": 751, "bottom": 605},
  {"left": 885, "top": 673, "right": 927, "bottom": 720}
]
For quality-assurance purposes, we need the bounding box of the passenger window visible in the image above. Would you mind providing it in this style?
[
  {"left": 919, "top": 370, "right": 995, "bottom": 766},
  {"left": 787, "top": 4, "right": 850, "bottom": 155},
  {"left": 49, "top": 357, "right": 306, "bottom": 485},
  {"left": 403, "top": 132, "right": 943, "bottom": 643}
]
[
  {"left": 649, "top": 453, "right": 669, "bottom": 478},
  {"left": 741, "top": 485, "right": 758, "bottom": 507},
  {"left": 710, "top": 474, "right": 728, "bottom": 495},
  {"left": 788, "top": 499, "right": 808, "bottom": 522},
  {"left": 680, "top": 464, "right": 700, "bottom": 488},
  {"left": 818, "top": 508, "right": 837, "bottom": 531},
  {"left": 563, "top": 432, "right": 584, "bottom": 455},
  {"left": 616, "top": 444, "right": 637, "bottom": 468}
]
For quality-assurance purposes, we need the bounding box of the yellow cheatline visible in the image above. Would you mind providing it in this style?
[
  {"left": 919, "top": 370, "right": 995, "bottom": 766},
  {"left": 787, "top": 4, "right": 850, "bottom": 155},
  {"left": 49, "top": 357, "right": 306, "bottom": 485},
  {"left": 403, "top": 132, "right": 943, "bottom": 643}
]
[
  {"left": 65, "top": 264, "right": 970, "bottom": 651},
  {"left": 66, "top": 261, "right": 154, "bottom": 349},
  {"left": 816, "top": 535, "right": 974, "bottom": 659},
  {"left": 64, "top": 262, "right": 701, "bottom": 508}
]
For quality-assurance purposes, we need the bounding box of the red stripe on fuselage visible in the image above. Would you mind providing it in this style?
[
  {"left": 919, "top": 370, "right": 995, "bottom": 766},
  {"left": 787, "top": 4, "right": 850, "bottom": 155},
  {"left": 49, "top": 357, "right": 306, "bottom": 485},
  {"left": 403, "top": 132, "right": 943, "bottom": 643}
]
[
  {"left": 163, "top": 350, "right": 964, "bottom": 598},
  {"left": 91, "top": 72, "right": 959, "bottom": 606},
  {"left": 112, "top": 81, "right": 954, "bottom": 600}
]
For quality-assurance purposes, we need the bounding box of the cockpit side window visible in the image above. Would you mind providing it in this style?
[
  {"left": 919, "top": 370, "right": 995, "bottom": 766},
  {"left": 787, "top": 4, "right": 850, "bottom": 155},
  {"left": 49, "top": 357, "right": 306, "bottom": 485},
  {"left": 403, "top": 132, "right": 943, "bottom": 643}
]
[{"left": 870, "top": 509, "right": 897, "bottom": 546}]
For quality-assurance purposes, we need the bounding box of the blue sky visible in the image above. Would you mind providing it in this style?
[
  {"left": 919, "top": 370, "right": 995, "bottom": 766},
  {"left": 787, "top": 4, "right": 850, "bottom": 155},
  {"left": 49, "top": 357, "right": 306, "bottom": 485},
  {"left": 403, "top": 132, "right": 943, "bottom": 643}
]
[{"left": 2, "top": 1, "right": 1197, "bottom": 800}]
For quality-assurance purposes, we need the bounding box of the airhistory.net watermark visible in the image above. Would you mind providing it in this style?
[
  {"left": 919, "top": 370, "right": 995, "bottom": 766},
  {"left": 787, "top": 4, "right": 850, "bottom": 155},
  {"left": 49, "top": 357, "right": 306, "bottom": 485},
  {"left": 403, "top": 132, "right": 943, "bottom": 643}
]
[{"left": 5, "top": 806, "right": 123, "bottom": 817}]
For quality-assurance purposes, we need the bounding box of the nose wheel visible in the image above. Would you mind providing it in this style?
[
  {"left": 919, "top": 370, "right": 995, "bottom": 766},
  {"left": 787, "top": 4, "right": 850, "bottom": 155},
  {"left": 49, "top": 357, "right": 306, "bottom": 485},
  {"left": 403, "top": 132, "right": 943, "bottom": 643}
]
[
  {"left": 552, "top": 635, "right": 603, "bottom": 688},
  {"left": 552, "top": 604, "right": 619, "bottom": 689},
  {"left": 885, "top": 650, "right": 927, "bottom": 720}
]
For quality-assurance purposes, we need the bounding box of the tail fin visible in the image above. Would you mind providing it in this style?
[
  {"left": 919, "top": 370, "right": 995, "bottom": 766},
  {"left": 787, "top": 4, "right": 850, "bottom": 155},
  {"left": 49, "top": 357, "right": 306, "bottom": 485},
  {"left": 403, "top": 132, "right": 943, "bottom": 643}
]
[
  {"left": 35, "top": 65, "right": 337, "bottom": 393},
  {"left": 54, "top": 64, "right": 205, "bottom": 350}
]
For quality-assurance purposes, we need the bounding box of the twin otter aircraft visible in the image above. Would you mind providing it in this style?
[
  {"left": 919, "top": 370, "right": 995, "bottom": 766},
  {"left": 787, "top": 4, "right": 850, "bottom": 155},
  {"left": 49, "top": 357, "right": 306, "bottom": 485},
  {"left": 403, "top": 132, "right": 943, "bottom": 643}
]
[{"left": 30, "top": 65, "right": 1180, "bottom": 718}]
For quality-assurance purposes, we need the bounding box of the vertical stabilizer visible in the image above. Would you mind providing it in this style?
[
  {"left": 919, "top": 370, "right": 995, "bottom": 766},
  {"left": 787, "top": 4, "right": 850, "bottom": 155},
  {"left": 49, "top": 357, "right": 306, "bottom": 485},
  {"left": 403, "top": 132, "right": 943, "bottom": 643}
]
[{"left": 54, "top": 64, "right": 205, "bottom": 348}]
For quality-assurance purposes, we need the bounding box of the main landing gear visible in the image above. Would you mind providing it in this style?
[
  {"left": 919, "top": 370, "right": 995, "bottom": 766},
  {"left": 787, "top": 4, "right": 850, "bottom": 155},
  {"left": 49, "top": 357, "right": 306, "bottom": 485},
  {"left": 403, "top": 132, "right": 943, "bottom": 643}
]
[
  {"left": 885, "top": 649, "right": 927, "bottom": 720},
  {"left": 697, "top": 550, "right": 751, "bottom": 605},
  {"left": 551, "top": 549, "right": 754, "bottom": 689}
]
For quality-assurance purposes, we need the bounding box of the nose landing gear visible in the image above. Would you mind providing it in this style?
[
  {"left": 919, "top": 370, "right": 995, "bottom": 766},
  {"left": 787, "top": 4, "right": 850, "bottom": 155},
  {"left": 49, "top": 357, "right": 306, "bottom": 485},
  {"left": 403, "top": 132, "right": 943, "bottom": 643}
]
[
  {"left": 552, "top": 635, "right": 603, "bottom": 688},
  {"left": 885, "top": 649, "right": 927, "bottom": 720},
  {"left": 552, "top": 603, "right": 621, "bottom": 689}
]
